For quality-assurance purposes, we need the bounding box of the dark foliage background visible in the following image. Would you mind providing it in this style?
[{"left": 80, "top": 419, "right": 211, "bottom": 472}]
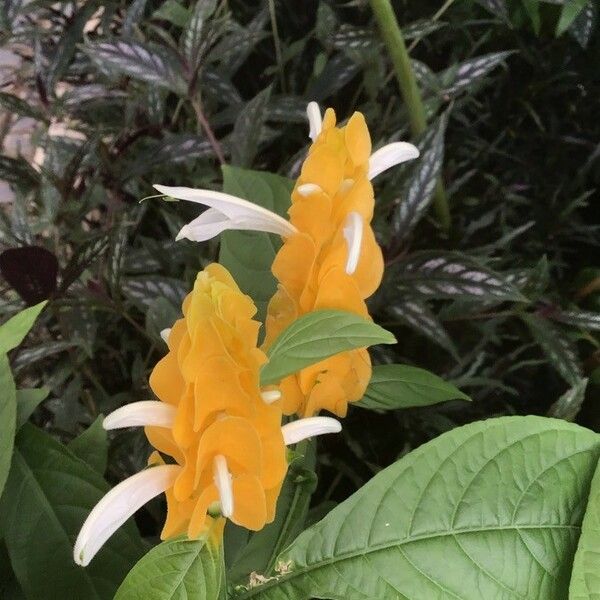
[{"left": 1, "top": 0, "right": 599, "bottom": 543}]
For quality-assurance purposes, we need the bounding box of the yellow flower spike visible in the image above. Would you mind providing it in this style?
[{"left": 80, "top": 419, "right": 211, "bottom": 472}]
[
  {"left": 74, "top": 263, "right": 342, "bottom": 568},
  {"left": 151, "top": 101, "right": 418, "bottom": 420}
]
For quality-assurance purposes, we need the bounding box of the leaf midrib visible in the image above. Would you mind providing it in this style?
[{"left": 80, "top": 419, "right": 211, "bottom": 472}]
[{"left": 236, "top": 523, "right": 580, "bottom": 598}]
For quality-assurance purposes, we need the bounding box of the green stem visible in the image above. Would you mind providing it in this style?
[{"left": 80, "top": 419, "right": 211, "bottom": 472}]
[{"left": 369, "top": 0, "right": 451, "bottom": 231}]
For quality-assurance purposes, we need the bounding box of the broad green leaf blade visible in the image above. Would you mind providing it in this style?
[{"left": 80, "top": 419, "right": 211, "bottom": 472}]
[
  {"left": 219, "top": 166, "right": 293, "bottom": 323},
  {"left": 523, "top": 314, "right": 583, "bottom": 386},
  {"left": 1, "top": 425, "right": 145, "bottom": 599},
  {"left": 569, "top": 454, "right": 600, "bottom": 599},
  {"left": 0, "top": 301, "right": 46, "bottom": 354},
  {"left": 68, "top": 416, "right": 108, "bottom": 474},
  {"left": 357, "top": 364, "right": 470, "bottom": 412},
  {"left": 228, "top": 442, "right": 317, "bottom": 584},
  {"left": 84, "top": 40, "right": 187, "bottom": 95},
  {"left": 261, "top": 310, "right": 396, "bottom": 386},
  {"left": 15, "top": 386, "right": 49, "bottom": 428},
  {"left": 237, "top": 416, "right": 600, "bottom": 600},
  {"left": 0, "top": 354, "right": 16, "bottom": 496},
  {"left": 396, "top": 251, "right": 525, "bottom": 302},
  {"left": 115, "top": 536, "right": 223, "bottom": 600}
]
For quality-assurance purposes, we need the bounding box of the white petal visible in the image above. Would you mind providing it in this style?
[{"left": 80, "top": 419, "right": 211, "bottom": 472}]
[
  {"left": 160, "top": 328, "right": 171, "bottom": 343},
  {"left": 103, "top": 401, "right": 176, "bottom": 430},
  {"left": 306, "top": 101, "right": 322, "bottom": 141},
  {"left": 74, "top": 465, "right": 179, "bottom": 566},
  {"left": 261, "top": 389, "right": 281, "bottom": 404},
  {"left": 282, "top": 417, "right": 342, "bottom": 445},
  {"left": 154, "top": 185, "right": 297, "bottom": 240},
  {"left": 343, "top": 212, "right": 363, "bottom": 275},
  {"left": 296, "top": 183, "right": 322, "bottom": 197},
  {"left": 368, "top": 142, "right": 420, "bottom": 179},
  {"left": 213, "top": 455, "right": 233, "bottom": 518}
]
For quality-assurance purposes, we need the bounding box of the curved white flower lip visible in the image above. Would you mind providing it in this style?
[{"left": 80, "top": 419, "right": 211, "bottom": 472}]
[
  {"left": 282, "top": 417, "right": 342, "bottom": 445},
  {"left": 74, "top": 464, "right": 180, "bottom": 566},
  {"left": 103, "top": 401, "right": 176, "bottom": 430},
  {"left": 343, "top": 212, "right": 363, "bottom": 275},
  {"left": 368, "top": 142, "right": 420, "bottom": 180},
  {"left": 213, "top": 455, "right": 233, "bottom": 518},
  {"left": 307, "top": 101, "right": 322, "bottom": 141},
  {"left": 153, "top": 185, "right": 298, "bottom": 242}
]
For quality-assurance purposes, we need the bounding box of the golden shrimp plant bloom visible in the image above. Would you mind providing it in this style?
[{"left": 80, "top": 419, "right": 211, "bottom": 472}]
[
  {"left": 153, "top": 103, "right": 419, "bottom": 419},
  {"left": 74, "top": 264, "right": 340, "bottom": 567}
]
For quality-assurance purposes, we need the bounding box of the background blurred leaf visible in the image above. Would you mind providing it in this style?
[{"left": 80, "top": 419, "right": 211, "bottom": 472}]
[
  {"left": 15, "top": 387, "right": 50, "bottom": 429},
  {"left": 85, "top": 40, "right": 187, "bottom": 94},
  {"left": 0, "top": 301, "right": 46, "bottom": 354},
  {"left": 67, "top": 415, "right": 108, "bottom": 474},
  {"left": 219, "top": 166, "right": 292, "bottom": 322},
  {"left": 0, "top": 425, "right": 145, "bottom": 599},
  {"left": 357, "top": 364, "right": 470, "bottom": 412},
  {"left": 0, "top": 355, "right": 16, "bottom": 496},
  {"left": 548, "top": 378, "right": 588, "bottom": 422}
]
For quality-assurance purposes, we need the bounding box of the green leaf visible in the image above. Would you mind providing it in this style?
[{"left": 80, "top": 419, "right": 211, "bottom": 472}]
[
  {"left": 0, "top": 301, "right": 46, "bottom": 354},
  {"left": 68, "top": 416, "right": 108, "bottom": 474},
  {"left": 357, "top": 364, "right": 470, "bottom": 412},
  {"left": 236, "top": 416, "right": 600, "bottom": 600},
  {"left": 569, "top": 1, "right": 596, "bottom": 48},
  {"left": 1, "top": 425, "right": 144, "bottom": 599},
  {"left": 15, "top": 387, "right": 50, "bottom": 428},
  {"left": 442, "top": 51, "right": 514, "bottom": 97},
  {"left": 0, "top": 155, "right": 39, "bottom": 189},
  {"left": 182, "top": 0, "right": 218, "bottom": 71},
  {"left": 261, "top": 310, "right": 396, "bottom": 386},
  {"left": 0, "top": 92, "right": 47, "bottom": 122},
  {"left": 231, "top": 87, "right": 272, "bottom": 167},
  {"left": 114, "top": 536, "right": 223, "bottom": 600},
  {"left": 0, "top": 354, "right": 16, "bottom": 496},
  {"left": 552, "top": 308, "right": 600, "bottom": 331},
  {"left": 556, "top": 0, "right": 588, "bottom": 36},
  {"left": 219, "top": 166, "right": 293, "bottom": 323},
  {"left": 569, "top": 453, "right": 600, "bottom": 598}
]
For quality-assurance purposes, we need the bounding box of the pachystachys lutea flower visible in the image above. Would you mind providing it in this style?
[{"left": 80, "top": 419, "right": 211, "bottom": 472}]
[
  {"left": 153, "top": 103, "right": 419, "bottom": 419},
  {"left": 74, "top": 263, "right": 340, "bottom": 567}
]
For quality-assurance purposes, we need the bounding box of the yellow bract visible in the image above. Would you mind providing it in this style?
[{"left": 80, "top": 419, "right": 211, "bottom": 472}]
[
  {"left": 265, "top": 109, "right": 384, "bottom": 418},
  {"left": 147, "top": 263, "right": 287, "bottom": 539}
]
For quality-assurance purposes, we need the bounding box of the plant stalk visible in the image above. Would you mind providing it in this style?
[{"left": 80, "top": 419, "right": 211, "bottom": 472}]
[{"left": 369, "top": 0, "right": 451, "bottom": 230}]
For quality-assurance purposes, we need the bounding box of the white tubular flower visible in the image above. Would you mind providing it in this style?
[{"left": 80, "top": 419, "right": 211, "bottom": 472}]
[
  {"left": 213, "top": 455, "right": 233, "bottom": 518},
  {"left": 74, "top": 465, "right": 180, "bottom": 567},
  {"left": 153, "top": 185, "right": 297, "bottom": 243},
  {"left": 306, "top": 101, "right": 322, "bottom": 141},
  {"left": 343, "top": 211, "right": 363, "bottom": 275},
  {"left": 103, "top": 401, "right": 176, "bottom": 430},
  {"left": 160, "top": 328, "right": 171, "bottom": 343},
  {"left": 282, "top": 417, "right": 342, "bottom": 445},
  {"left": 368, "top": 142, "right": 420, "bottom": 180}
]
